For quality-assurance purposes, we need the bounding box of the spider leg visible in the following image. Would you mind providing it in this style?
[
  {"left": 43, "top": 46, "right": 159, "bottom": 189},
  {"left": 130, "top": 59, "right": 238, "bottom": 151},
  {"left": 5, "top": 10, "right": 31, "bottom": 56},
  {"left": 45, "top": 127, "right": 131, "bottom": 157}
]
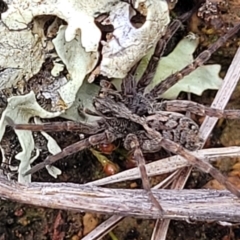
[
  {"left": 136, "top": 9, "right": 194, "bottom": 92},
  {"left": 8, "top": 120, "right": 102, "bottom": 135},
  {"left": 112, "top": 103, "right": 240, "bottom": 198},
  {"left": 120, "top": 11, "right": 191, "bottom": 97},
  {"left": 160, "top": 137, "right": 240, "bottom": 198},
  {"left": 136, "top": 18, "right": 183, "bottom": 92},
  {"left": 94, "top": 94, "right": 240, "bottom": 197},
  {"left": 124, "top": 133, "right": 164, "bottom": 213},
  {"left": 141, "top": 125, "right": 240, "bottom": 198},
  {"left": 24, "top": 131, "right": 115, "bottom": 176},
  {"left": 157, "top": 100, "right": 240, "bottom": 119},
  {"left": 119, "top": 59, "right": 140, "bottom": 103},
  {"left": 148, "top": 23, "right": 240, "bottom": 98}
]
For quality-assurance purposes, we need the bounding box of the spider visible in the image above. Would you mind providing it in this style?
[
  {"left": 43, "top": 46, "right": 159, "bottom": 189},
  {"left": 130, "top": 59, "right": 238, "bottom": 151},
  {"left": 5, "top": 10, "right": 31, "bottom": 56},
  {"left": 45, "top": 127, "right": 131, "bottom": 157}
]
[{"left": 6, "top": 11, "right": 240, "bottom": 214}]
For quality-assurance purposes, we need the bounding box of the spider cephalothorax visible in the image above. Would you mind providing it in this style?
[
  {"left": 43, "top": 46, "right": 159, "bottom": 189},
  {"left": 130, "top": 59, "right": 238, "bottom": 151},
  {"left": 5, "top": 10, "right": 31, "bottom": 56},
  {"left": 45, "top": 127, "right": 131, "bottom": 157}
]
[{"left": 94, "top": 78, "right": 201, "bottom": 152}]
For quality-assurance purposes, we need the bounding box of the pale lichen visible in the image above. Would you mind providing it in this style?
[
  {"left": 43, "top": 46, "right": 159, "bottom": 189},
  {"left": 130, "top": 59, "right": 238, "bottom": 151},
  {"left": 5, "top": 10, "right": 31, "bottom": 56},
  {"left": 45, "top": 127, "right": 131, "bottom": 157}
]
[
  {"left": 0, "top": 92, "right": 62, "bottom": 184},
  {"left": 52, "top": 25, "right": 99, "bottom": 108},
  {"left": 0, "top": 21, "right": 44, "bottom": 90},
  {"left": 98, "top": 0, "right": 170, "bottom": 78},
  {"left": 2, "top": 0, "right": 170, "bottom": 79},
  {"left": 1, "top": 0, "right": 120, "bottom": 52},
  {"left": 34, "top": 117, "right": 62, "bottom": 179},
  {"left": 145, "top": 34, "right": 222, "bottom": 98}
]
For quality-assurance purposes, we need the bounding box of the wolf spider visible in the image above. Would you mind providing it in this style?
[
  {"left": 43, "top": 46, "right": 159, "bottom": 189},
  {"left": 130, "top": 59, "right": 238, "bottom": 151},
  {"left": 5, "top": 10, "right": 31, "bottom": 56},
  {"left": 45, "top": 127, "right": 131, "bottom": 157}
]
[{"left": 7, "top": 18, "right": 240, "bottom": 214}]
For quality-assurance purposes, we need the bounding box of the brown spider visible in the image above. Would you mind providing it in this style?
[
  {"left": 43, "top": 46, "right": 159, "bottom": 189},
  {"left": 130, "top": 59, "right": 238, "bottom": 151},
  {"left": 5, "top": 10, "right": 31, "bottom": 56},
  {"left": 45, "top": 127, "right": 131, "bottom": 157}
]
[{"left": 7, "top": 15, "right": 240, "bottom": 214}]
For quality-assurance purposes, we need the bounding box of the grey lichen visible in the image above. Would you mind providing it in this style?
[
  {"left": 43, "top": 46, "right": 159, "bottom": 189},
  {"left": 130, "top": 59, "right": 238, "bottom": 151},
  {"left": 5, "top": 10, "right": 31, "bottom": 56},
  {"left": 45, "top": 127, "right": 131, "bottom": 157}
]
[
  {"left": 0, "top": 92, "right": 62, "bottom": 183},
  {"left": 96, "top": 0, "right": 170, "bottom": 78},
  {"left": 0, "top": 21, "right": 44, "bottom": 90},
  {"left": 1, "top": 0, "right": 120, "bottom": 52},
  {"left": 52, "top": 25, "right": 99, "bottom": 108}
]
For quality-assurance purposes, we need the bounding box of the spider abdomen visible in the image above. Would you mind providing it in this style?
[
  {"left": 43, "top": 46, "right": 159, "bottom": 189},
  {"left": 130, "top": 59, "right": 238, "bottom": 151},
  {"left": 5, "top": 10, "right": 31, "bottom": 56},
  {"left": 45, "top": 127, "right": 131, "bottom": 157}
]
[{"left": 146, "top": 112, "right": 201, "bottom": 151}]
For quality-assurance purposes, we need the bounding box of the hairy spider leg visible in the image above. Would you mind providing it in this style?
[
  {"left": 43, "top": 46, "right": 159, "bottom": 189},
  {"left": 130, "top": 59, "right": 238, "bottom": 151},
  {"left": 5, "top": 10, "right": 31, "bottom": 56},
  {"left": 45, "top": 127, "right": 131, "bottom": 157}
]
[
  {"left": 6, "top": 116, "right": 102, "bottom": 135},
  {"left": 141, "top": 118, "right": 240, "bottom": 198},
  {"left": 124, "top": 133, "right": 164, "bottom": 213},
  {"left": 157, "top": 100, "right": 240, "bottom": 119},
  {"left": 120, "top": 12, "right": 188, "bottom": 96},
  {"left": 100, "top": 96, "right": 240, "bottom": 198},
  {"left": 148, "top": 23, "right": 240, "bottom": 98},
  {"left": 24, "top": 131, "right": 117, "bottom": 176},
  {"left": 136, "top": 17, "right": 186, "bottom": 92},
  {"left": 160, "top": 138, "right": 240, "bottom": 198}
]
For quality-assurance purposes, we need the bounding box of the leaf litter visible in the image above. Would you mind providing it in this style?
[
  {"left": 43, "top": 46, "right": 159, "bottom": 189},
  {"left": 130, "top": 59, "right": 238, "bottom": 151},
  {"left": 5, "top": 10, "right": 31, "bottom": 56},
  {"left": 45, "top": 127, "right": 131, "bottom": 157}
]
[{"left": 0, "top": 0, "right": 236, "bottom": 238}]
